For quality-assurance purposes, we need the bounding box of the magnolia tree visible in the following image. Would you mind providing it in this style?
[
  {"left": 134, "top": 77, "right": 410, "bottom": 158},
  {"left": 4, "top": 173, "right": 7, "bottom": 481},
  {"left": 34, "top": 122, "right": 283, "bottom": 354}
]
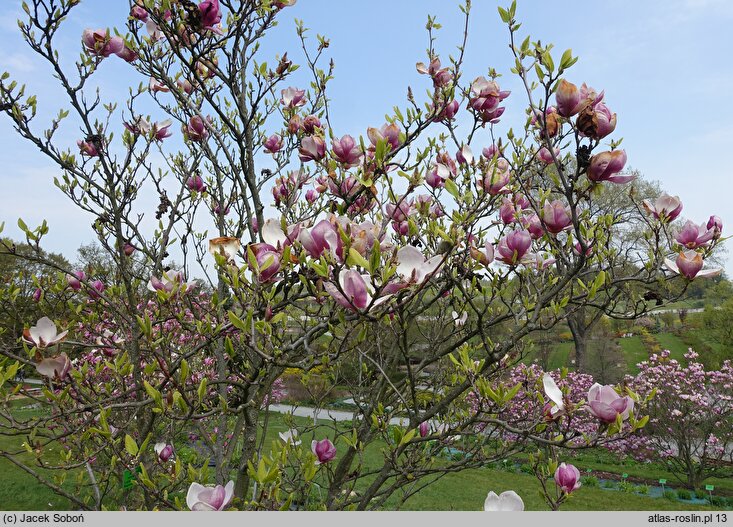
[
  {"left": 624, "top": 350, "right": 733, "bottom": 489},
  {"left": 0, "top": 0, "right": 725, "bottom": 511}
]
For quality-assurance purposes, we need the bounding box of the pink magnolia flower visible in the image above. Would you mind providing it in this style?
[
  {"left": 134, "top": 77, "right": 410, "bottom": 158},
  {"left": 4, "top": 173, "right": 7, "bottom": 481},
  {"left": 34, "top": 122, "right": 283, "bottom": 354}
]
[
  {"left": 186, "top": 115, "right": 209, "bottom": 142},
  {"left": 280, "top": 86, "right": 306, "bottom": 108},
  {"left": 643, "top": 194, "right": 683, "bottom": 222},
  {"left": 482, "top": 144, "right": 502, "bottom": 160},
  {"left": 153, "top": 119, "right": 173, "bottom": 141},
  {"left": 23, "top": 317, "right": 68, "bottom": 348},
  {"left": 555, "top": 80, "right": 602, "bottom": 117},
  {"left": 470, "top": 242, "right": 495, "bottom": 266},
  {"left": 456, "top": 144, "right": 474, "bottom": 165},
  {"left": 426, "top": 162, "right": 451, "bottom": 189},
  {"left": 555, "top": 463, "right": 581, "bottom": 494},
  {"left": 186, "top": 481, "right": 234, "bottom": 511},
  {"left": 33, "top": 288, "right": 42, "bottom": 302},
  {"left": 587, "top": 383, "right": 634, "bottom": 423},
  {"left": 675, "top": 221, "right": 715, "bottom": 249},
  {"left": 496, "top": 230, "right": 532, "bottom": 265},
  {"left": 154, "top": 442, "right": 174, "bottom": 462},
  {"left": 469, "top": 77, "right": 510, "bottom": 123},
  {"left": 66, "top": 270, "right": 85, "bottom": 290},
  {"left": 263, "top": 134, "right": 283, "bottom": 154},
  {"left": 665, "top": 250, "right": 721, "bottom": 280},
  {"left": 124, "top": 116, "right": 152, "bottom": 135},
  {"left": 587, "top": 150, "right": 634, "bottom": 184},
  {"left": 483, "top": 490, "right": 524, "bottom": 511},
  {"left": 521, "top": 214, "right": 545, "bottom": 239},
  {"left": 707, "top": 215, "right": 723, "bottom": 238},
  {"left": 88, "top": 279, "right": 105, "bottom": 299},
  {"left": 249, "top": 243, "right": 281, "bottom": 282},
  {"left": 298, "top": 219, "right": 340, "bottom": 259},
  {"left": 147, "top": 270, "right": 196, "bottom": 294},
  {"left": 367, "top": 123, "right": 401, "bottom": 151},
  {"left": 542, "top": 200, "right": 572, "bottom": 234},
  {"left": 418, "top": 421, "right": 430, "bottom": 438},
  {"left": 395, "top": 246, "right": 442, "bottom": 284},
  {"left": 130, "top": 4, "right": 148, "bottom": 21},
  {"left": 331, "top": 135, "right": 363, "bottom": 167},
  {"left": 480, "top": 158, "right": 511, "bottom": 195},
  {"left": 177, "top": 78, "right": 195, "bottom": 94},
  {"left": 324, "top": 271, "right": 384, "bottom": 311},
  {"left": 261, "top": 218, "right": 299, "bottom": 250},
  {"left": 525, "top": 252, "right": 556, "bottom": 271},
  {"left": 416, "top": 57, "right": 453, "bottom": 87},
  {"left": 186, "top": 175, "right": 207, "bottom": 193},
  {"left": 198, "top": 0, "right": 222, "bottom": 29},
  {"left": 311, "top": 439, "right": 337, "bottom": 464},
  {"left": 274, "top": 0, "right": 297, "bottom": 8},
  {"left": 299, "top": 135, "right": 326, "bottom": 162},
  {"left": 146, "top": 20, "right": 164, "bottom": 41},
  {"left": 149, "top": 77, "right": 169, "bottom": 93},
  {"left": 36, "top": 353, "right": 71, "bottom": 380},
  {"left": 434, "top": 99, "right": 459, "bottom": 121},
  {"left": 537, "top": 146, "right": 560, "bottom": 165},
  {"left": 82, "top": 29, "right": 124, "bottom": 57},
  {"left": 114, "top": 44, "right": 137, "bottom": 63},
  {"left": 77, "top": 140, "right": 99, "bottom": 157},
  {"left": 577, "top": 101, "right": 616, "bottom": 139},
  {"left": 302, "top": 114, "right": 322, "bottom": 134}
]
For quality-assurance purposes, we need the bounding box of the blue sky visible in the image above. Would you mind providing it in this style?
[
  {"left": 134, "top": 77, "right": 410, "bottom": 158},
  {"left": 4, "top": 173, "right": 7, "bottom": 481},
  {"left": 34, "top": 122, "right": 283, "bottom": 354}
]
[{"left": 0, "top": 0, "right": 732, "bottom": 273}]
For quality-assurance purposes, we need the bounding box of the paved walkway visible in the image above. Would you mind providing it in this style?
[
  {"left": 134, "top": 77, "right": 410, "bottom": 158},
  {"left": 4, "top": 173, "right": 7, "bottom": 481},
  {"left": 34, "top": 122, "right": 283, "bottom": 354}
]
[{"left": 267, "top": 404, "right": 410, "bottom": 426}]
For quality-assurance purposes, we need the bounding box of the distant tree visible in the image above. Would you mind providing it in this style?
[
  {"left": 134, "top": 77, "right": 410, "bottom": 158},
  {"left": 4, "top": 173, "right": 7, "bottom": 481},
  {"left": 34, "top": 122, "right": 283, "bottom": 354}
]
[{"left": 0, "top": 238, "right": 70, "bottom": 346}]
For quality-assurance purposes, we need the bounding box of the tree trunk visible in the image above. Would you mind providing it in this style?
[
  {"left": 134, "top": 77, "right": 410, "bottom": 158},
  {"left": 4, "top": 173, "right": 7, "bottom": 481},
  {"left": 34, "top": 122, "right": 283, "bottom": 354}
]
[{"left": 567, "top": 311, "right": 588, "bottom": 371}]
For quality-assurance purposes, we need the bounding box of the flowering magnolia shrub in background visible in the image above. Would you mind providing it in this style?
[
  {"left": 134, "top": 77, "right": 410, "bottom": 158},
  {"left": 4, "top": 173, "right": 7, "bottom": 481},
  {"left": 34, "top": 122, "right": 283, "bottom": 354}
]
[
  {"left": 624, "top": 350, "right": 733, "bottom": 488},
  {"left": 0, "top": 0, "right": 725, "bottom": 511}
]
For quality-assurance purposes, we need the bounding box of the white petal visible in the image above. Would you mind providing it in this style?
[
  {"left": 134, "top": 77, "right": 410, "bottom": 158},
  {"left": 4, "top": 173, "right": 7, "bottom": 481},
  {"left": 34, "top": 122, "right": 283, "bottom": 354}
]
[
  {"left": 186, "top": 483, "right": 206, "bottom": 510},
  {"left": 499, "top": 490, "right": 525, "bottom": 511},
  {"left": 542, "top": 374, "right": 564, "bottom": 409},
  {"left": 262, "top": 218, "right": 288, "bottom": 248},
  {"left": 396, "top": 246, "right": 424, "bottom": 280},
  {"left": 484, "top": 491, "right": 501, "bottom": 511},
  {"left": 697, "top": 268, "right": 722, "bottom": 278},
  {"left": 221, "top": 481, "right": 235, "bottom": 509},
  {"left": 664, "top": 258, "right": 679, "bottom": 274},
  {"left": 32, "top": 317, "right": 58, "bottom": 347}
]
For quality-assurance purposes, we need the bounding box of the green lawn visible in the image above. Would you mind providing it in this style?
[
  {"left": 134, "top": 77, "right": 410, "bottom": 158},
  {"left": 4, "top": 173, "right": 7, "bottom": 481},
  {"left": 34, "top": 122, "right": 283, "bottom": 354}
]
[
  {"left": 618, "top": 336, "right": 648, "bottom": 372},
  {"left": 0, "top": 401, "right": 74, "bottom": 510},
  {"left": 1, "top": 404, "right": 729, "bottom": 511},
  {"left": 655, "top": 333, "right": 689, "bottom": 361}
]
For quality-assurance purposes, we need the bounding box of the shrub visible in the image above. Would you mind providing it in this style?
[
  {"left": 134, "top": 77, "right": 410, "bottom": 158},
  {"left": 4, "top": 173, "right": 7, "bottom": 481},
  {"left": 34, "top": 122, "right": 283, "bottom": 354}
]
[
  {"left": 635, "top": 485, "right": 650, "bottom": 495},
  {"left": 676, "top": 489, "right": 692, "bottom": 500},
  {"left": 581, "top": 476, "right": 599, "bottom": 488},
  {"left": 663, "top": 490, "right": 678, "bottom": 501}
]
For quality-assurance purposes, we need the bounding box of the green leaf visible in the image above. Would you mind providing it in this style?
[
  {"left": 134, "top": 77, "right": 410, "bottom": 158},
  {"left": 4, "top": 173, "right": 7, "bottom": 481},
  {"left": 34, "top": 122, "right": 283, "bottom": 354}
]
[
  {"left": 228, "top": 311, "right": 247, "bottom": 331},
  {"left": 347, "top": 248, "right": 371, "bottom": 272},
  {"left": 124, "top": 434, "right": 139, "bottom": 456},
  {"left": 444, "top": 178, "right": 460, "bottom": 200}
]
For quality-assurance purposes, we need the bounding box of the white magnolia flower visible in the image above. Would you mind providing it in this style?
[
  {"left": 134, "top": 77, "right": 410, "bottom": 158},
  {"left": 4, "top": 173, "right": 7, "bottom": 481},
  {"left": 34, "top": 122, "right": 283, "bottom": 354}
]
[
  {"left": 278, "top": 429, "right": 302, "bottom": 446},
  {"left": 22, "top": 317, "right": 68, "bottom": 348},
  {"left": 452, "top": 311, "right": 468, "bottom": 328},
  {"left": 395, "top": 246, "right": 442, "bottom": 284},
  {"left": 542, "top": 373, "right": 564, "bottom": 416},
  {"left": 208, "top": 236, "right": 241, "bottom": 261},
  {"left": 484, "top": 490, "right": 524, "bottom": 511}
]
